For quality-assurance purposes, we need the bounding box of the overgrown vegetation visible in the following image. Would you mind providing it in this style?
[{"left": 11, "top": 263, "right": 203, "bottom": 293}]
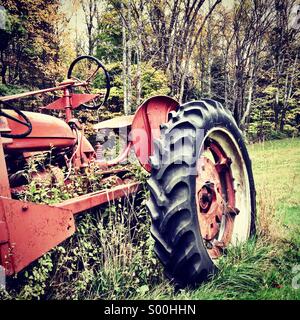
[
  {"left": 0, "top": 138, "right": 299, "bottom": 300},
  {"left": 1, "top": 154, "right": 165, "bottom": 300},
  {"left": 1, "top": 200, "right": 164, "bottom": 300},
  {"left": 1, "top": 0, "right": 299, "bottom": 139}
]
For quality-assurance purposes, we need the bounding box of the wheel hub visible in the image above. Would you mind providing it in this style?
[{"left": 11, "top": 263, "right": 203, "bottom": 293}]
[
  {"left": 198, "top": 183, "right": 215, "bottom": 213},
  {"left": 196, "top": 139, "right": 237, "bottom": 259}
]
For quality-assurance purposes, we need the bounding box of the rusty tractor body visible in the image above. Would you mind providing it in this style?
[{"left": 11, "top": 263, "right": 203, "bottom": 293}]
[{"left": 0, "top": 56, "right": 255, "bottom": 287}]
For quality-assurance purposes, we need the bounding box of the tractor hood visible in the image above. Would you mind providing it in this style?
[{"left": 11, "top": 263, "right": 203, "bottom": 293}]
[{"left": 3, "top": 110, "right": 76, "bottom": 152}]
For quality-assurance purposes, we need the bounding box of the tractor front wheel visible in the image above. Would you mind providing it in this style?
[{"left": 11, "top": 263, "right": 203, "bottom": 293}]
[{"left": 146, "top": 99, "right": 256, "bottom": 287}]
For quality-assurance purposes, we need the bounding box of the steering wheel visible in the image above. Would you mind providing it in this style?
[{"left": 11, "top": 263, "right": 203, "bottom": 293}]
[
  {"left": 0, "top": 103, "right": 32, "bottom": 138},
  {"left": 67, "top": 55, "right": 111, "bottom": 110}
]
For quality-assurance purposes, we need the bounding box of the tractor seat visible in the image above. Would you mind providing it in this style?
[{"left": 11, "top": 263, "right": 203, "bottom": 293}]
[{"left": 93, "top": 115, "right": 134, "bottom": 131}]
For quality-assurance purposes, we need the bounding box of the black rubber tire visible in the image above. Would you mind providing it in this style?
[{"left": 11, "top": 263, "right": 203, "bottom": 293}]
[{"left": 146, "top": 99, "right": 256, "bottom": 287}]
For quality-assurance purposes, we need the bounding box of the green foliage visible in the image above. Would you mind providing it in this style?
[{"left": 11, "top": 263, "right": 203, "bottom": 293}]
[
  {"left": 247, "top": 88, "right": 300, "bottom": 142},
  {"left": 0, "top": 0, "right": 63, "bottom": 89},
  {"left": 76, "top": 108, "right": 123, "bottom": 141},
  {"left": 102, "top": 62, "right": 124, "bottom": 112},
  {"left": 139, "top": 64, "right": 170, "bottom": 99},
  {"left": 14, "top": 151, "right": 104, "bottom": 205},
  {"left": 3, "top": 151, "right": 162, "bottom": 300},
  {"left": 96, "top": 7, "right": 122, "bottom": 63},
  {"left": 98, "top": 61, "right": 170, "bottom": 113},
  {"left": 0, "top": 84, "right": 28, "bottom": 96},
  {"left": 140, "top": 237, "right": 299, "bottom": 300}
]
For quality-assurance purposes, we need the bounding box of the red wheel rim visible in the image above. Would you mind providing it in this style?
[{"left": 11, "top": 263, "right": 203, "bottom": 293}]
[{"left": 196, "top": 137, "right": 240, "bottom": 259}]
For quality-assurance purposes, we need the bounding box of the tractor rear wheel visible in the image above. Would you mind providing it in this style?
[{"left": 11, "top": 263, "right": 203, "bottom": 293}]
[{"left": 146, "top": 99, "right": 256, "bottom": 287}]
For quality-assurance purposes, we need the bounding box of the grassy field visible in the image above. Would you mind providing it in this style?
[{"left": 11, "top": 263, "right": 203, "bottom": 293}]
[
  {"left": 249, "top": 138, "right": 300, "bottom": 244},
  {"left": 133, "top": 138, "right": 300, "bottom": 300}
]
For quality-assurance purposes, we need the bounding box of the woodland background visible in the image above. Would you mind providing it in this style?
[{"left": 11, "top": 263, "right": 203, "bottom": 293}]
[{"left": 0, "top": 0, "right": 300, "bottom": 141}]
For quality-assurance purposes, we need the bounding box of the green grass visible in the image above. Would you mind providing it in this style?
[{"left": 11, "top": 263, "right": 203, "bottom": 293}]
[
  {"left": 249, "top": 138, "right": 300, "bottom": 243},
  {"left": 132, "top": 138, "right": 300, "bottom": 300}
]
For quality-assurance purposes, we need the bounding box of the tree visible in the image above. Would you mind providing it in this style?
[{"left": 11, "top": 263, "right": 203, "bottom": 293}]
[
  {"left": 230, "top": 0, "right": 275, "bottom": 127},
  {"left": 0, "top": 0, "right": 63, "bottom": 89},
  {"left": 81, "top": 0, "right": 103, "bottom": 56},
  {"left": 143, "top": 0, "right": 222, "bottom": 102},
  {"left": 96, "top": 7, "right": 123, "bottom": 63},
  {"left": 109, "top": 0, "right": 144, "bottom": 114},
  {"left": 270, "top": 0, "right": 300, "bottom": 131}
]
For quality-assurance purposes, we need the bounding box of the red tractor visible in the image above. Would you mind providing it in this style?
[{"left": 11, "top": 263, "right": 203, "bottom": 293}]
[{"left": 0, "top": 56, "right": 255, "bottom": 287}]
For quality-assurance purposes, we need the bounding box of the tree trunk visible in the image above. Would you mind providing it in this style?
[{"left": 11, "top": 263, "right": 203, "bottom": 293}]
[
  {"left": 240, "top": 78, "right": 254, "bottom": 129},
  {"left": 280, "top": 52, "right": 298, "bottom": 131},
  {"left": 0, "top": 50, "right": 7, "bottom": 85},
  {"left": 179, "top": 59, "right": 189, "bottom": 103},
  {"left": 121, "top": 1, "right": 132, "bottom": 115},
  {"left": 122, "top": 2, "right": 129, "bottom": 115},
  {"left": 207, "top": 0, "right": 213, "bottom": 97},
  {"left": 136, "top": 1, "right": 143, "bottom": 106},
  {"left": 127, "top": 2, "right": 132, "bottom": 114}
]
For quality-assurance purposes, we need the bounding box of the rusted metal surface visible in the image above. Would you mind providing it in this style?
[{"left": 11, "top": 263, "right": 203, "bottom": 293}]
[
  {"left": 0, "top": 83, "right": 72, "bottom": 102},
  {"left": 131, "top": 96, "right": 179, "bottom": 172},
  {"left": 73, "top": 132, "right": 96, "bottom": 168},
  {"left": 70, "top": 93, "right": 100, "bottom": 109},
  {"left": 0, "top": 196, "right": 75, "bottom": 275},
  {"left": 43, "top": 93, "right": 99, "bottom": 110},
  {"left": 3, "top": 110, "right": 76, "bottom": 152},
  {"left": 0, "top": 62, "right": 176, "bottom": 277},
  {"left": 0, "top": 137, "right": 10, "bottom": 198},
  {"left": 0, "top": 137, "right": 12, "bottom": 274},
  {"left": 196, "top": 139, "right": 236, "bottom": 259},
  {"left": 197, "top": 158, "right": 225, "bottom": 241},
  {"left": 55, "top": 181, "right": 139, "bottom": 214},
  {"left": 0, "top": 79, "right": 89, "bottom": 103}
]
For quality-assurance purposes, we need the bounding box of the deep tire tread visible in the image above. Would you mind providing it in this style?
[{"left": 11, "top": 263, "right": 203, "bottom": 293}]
[{"left": 147, "top": 99, "right": 256, "bottom": 287}]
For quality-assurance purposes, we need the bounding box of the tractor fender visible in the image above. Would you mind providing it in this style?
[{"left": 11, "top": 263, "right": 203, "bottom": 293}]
[{"left": 131, "top": 96, "right": 179, "bottom": 172}]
